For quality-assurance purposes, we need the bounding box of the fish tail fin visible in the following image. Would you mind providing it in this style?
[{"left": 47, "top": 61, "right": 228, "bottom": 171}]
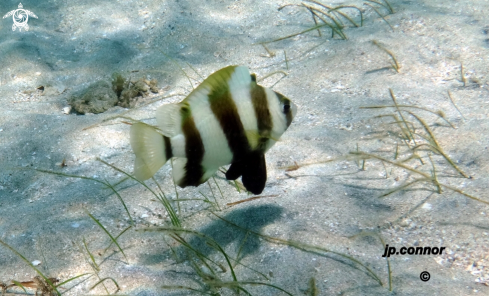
[{"left": 130, "top": 122, "right": 170, "bottom": 181}]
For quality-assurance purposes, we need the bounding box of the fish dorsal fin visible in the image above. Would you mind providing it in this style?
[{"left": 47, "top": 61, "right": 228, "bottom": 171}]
[
  {"left": 184, "top": 65, "right": 252, "bottom": 105},
  {"left": 156, "top": 103, "right": 182, "bottom": 137},
  {"left": 156, "top": 66, "right": 252, "bottom": 137},
  {"left": 184, "top": 66, "right": 259, "bottom": 153}
]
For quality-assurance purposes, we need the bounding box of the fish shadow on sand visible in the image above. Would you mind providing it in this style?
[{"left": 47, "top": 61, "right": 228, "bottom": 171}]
[{"left": 141, "top": 204, "right": 283, "bottom": 265}]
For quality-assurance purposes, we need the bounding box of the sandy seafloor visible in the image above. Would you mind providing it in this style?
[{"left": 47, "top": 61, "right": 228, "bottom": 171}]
[{"left": 1, "top": 0, "right": 489, "bottom": 295}]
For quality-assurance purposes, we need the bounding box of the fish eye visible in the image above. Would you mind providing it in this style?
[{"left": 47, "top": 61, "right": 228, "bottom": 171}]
[{"left": 283, "top": 104, "right": 290, "bottom": 113}]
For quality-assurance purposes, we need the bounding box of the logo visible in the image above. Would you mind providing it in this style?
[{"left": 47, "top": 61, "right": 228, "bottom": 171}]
[
  {"left": 2, "top": 3, "right": 38, "bottom": 32},
  {"left": 420, "top": 271, "right": 430, "bottom": 282}
]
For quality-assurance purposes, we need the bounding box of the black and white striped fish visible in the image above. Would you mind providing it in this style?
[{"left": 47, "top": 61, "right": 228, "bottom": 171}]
[{"left": 130, "top": 66, "right": 297, "bottom": 194}]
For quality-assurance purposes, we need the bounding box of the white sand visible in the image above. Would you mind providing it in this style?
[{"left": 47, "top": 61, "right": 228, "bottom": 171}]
[{"left": 1, "top": 0, "right": 489, "bottom": 295}]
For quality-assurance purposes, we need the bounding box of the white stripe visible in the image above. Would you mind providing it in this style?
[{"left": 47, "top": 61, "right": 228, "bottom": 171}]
[
  {"left": 169, "top": 134, "right": 186, "bottom": 158},
  {"left": 186, "top": 87, "right": 234, "bottom": 170},
  {"left": 228, "top": 66, "right": 259, "bottom": 148},
  {"left": 264, "top": 88, "right": 287, "bottom": 152}
]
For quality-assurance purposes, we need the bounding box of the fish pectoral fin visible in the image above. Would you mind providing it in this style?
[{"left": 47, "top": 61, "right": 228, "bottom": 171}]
[
  {"left": 225, "top": 161, "right": 244, "bottom": 180},
  {"left": 130, "top": 122, "right": 168, "bottom": 181},
  {"left": 156, "top": 103, "right": 182, "bottom": 137},
  {"left": 244, "top": 130, "right": 281, "bottom": 151},
  {"left": 245, "top": 130, "right": 280, "bottom": 142},
  {"left": 241, "top": 153, "right": 267, "bottom": 195}
]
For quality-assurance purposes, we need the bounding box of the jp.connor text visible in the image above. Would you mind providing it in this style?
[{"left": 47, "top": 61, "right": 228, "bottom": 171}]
[{"left": 382, "top": 245, "right": 446, "bottom": 257}]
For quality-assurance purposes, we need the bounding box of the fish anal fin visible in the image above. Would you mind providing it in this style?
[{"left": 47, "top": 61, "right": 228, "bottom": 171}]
[
  {"left": 200, "top": 167, "right": 218, "bottom": 184},
  {"left": 172, "top": 158, "right": 215, "bottom": 187},
  {"left": 241, "top": 153, "right": 267, "bottom": 195},
  {"left": 172, "top": 158, "right": 188, "bottom": 187}
]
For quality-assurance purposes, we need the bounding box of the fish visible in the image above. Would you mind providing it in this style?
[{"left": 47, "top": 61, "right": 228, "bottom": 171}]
[{"left": 130, "top": 65, "right": 297, "bottom": 194}]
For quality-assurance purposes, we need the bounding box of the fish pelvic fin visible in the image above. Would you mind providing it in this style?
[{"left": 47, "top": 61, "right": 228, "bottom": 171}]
[
  {"left": 242, "top": 152, "right": 267, "bottom": 195},
  {"left": 130, "top": 122, "right": 171, "bottom": 181},
  {"left": 225, "top": 152, "right": 267, "bottom": 195},
  {"left": 226, "top": 161, "right": 244, "bottom": 180}
]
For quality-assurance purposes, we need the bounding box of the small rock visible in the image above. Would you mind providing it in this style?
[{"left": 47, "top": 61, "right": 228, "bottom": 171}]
[
  {"left": 68, "top": 81, "right": 118, "bottom": 114},
  {"left": 32, "top": 260, "right": 41, "bottom": 266},
  {"left": 399, "top": 219, "right": 411, "bottom": 227},
  {"left": 434, "top": 256, "right": 443, "bottom": 266},
  {"left": 148, "top": 78, "right": 158, "bottom": 93},
  {"left": 118, "top": 78, "right": 158, "bottom": 108},
  {"left": 41, "top": 86, "right": 62, "bottom": 97},
  {"left": 112, "top": 73, "right": 126, "bottom": 97},
  {"left": 141, "top": 213, "right": 149, "bottom": 218},
  {"left": 119, "top": 87, "right": 139, "bottom": 108},
  {"left": 339, "top": 123, "right": 353, "bottom": 131},
  {"left": 134, "top": 79, "right": 150, "bottom": 93},
  {"left": 62, "top": 106, "right": 72, "bottom": 114}
]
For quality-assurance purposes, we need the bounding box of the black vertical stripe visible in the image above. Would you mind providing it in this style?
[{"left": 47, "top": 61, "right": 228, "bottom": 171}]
[
  {"left": 250, "top": 85, "right": 272, "bottom": 152},
  {"left": 251, "top": 85, "right": 272, "bottom": 133},
  {"left": 208, "top": 84, "right": 250, "bottom": 161},
  {"left": 163, "top": 136, "right": 173, "bottom": 160},
  {"left": 180, "top": 104, "right": 205, "bottom": 186}
]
